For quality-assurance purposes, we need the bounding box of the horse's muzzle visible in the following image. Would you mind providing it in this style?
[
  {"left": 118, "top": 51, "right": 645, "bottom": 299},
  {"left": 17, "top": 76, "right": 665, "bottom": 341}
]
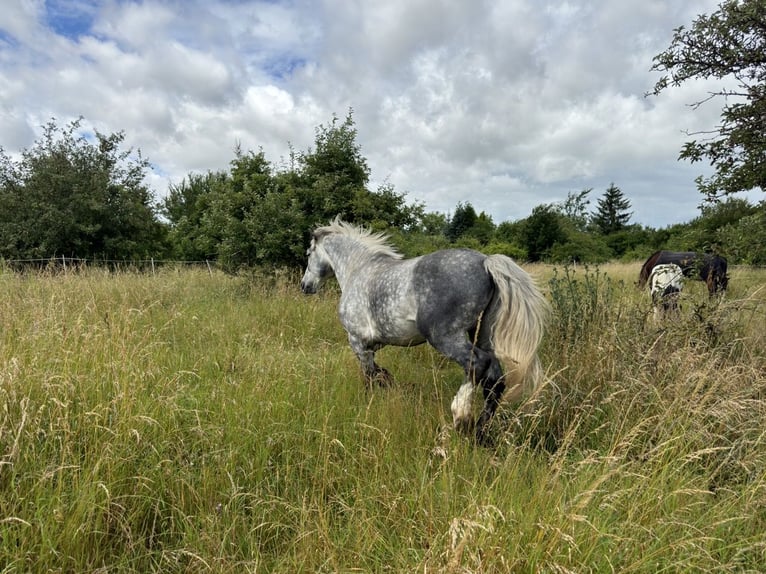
[{"left": 300, "top": 281, "right": 316, "bottom": 294}]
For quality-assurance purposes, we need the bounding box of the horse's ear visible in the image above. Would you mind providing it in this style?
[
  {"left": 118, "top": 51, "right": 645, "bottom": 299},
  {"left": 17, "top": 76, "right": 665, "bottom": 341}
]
[{"left": 313, "top": 228, "right": 330, "bottom": 242}]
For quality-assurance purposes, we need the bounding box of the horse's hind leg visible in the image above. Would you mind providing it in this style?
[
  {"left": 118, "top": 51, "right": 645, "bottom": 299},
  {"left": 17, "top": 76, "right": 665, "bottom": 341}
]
[
  {"left": 470, "top": 319, "right": 506, "bottom": 445},
  {"left": 430, "top": 333, "right": 497, "bottom": 439},
  {"left": 450, "top": 347, "right": 503, "bottom": 444},
  {"left": 451, "top": 380, "right": 475, "bottom": 435},
  {"left": 475, "top": 358, "right": 505, "bottom": 445}
]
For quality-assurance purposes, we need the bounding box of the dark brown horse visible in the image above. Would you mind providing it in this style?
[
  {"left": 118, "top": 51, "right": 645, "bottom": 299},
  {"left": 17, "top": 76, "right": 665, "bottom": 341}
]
[{"left": 638, "top": 250, "right": 728, "bottom": 296}]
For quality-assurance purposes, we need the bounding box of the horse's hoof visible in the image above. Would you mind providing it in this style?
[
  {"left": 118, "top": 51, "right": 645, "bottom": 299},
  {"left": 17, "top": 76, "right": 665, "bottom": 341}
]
[
  {"left": 365, "top": 369, "right": 393, "bottom": 389},
  {"left": 453, "top": 416, "right": 475, "bottom": 437},
  {"left": 475, "top": 427, "right": 496, "bottom": 448},
  {"left": 374, "top": 369, "right": 393, "bottom": 387}
]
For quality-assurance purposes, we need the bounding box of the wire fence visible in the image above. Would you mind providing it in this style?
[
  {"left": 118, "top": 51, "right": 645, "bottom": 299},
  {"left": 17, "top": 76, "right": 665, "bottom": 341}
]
[
  {"left": 0, "top": 256, "right": 219, "bottom": 275},
  {"left": 1, "top": 256, "right": 762, "bottom": 276}
]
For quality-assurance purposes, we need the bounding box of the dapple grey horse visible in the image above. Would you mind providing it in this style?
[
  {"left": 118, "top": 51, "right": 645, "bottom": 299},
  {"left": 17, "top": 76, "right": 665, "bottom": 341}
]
[{"left": 300, "top": 218, "right": 549, "bottom": 444}]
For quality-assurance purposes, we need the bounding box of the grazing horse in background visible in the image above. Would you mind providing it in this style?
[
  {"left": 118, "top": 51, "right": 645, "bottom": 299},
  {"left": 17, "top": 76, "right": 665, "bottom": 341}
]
[
  {"left": 300, "top": 218, "right": 550, "bottom": 445},
  {"left": 638, "top": 250, "right": 728, "bottom": 296},
  {"left": 648, "top": 263, "right": 684, "bottom": 322}
]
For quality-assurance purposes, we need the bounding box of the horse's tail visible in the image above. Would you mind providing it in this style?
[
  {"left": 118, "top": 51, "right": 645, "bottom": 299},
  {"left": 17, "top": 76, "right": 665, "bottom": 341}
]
[{"left": 483, "top": 255, "right": 550, "bottom": 403}]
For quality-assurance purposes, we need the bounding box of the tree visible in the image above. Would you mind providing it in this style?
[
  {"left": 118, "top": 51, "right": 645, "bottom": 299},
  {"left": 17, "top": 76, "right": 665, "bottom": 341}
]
[
  {"left": 603, "top": 226, "right": 651, "bottom": 258},
  {"left": 650, "top": 0, "right": 766, "bottom": 200},
  {"left": 298, "top": 110, "right": 370, "bottom": 224},
  {"left": 520, "top": 204, "right": 566, "bottom": 262},
  {"left": 162, "top": 170, "right": 228, "bottom": 260},
  {"left": 716, "top": 201, "right": 766, "bottom": 263},
  {"left": 351, "top": 182, "right": 423, "bottom": 231},
  {"left": 591, "top": 183, "right": 632, "bottom": 235},
  {"left": 417, "top": 211, "right": 449, "bottom": 235},
  {"left": 549, "top": 229, "right": 612, "bottom": 263},
  {"left": 555, "top": 188, "right": 591, "bottom": 231},
  {"left": 676, "top": 196, "right": 758, "bottom": 253},
  {"left": 468, "top": 212, "right": 496, "bottom": 245},
  {"left": 0, "top": 117, "right": 165, "bottom": 260},
  {"left": 445, "top": 202, "right": 478, "bottom": 242},
  {"left": 162, "top": 112, "right": 420, "bottom": 270},
  {"left": 202, "top": 148, "right": 307, "bottom": 270}
]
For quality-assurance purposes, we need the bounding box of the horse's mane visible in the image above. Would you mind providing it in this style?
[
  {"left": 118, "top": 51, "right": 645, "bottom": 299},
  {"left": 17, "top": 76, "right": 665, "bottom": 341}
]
[{"left": 314, "top": 217, "right": 403, "bottom": 260}]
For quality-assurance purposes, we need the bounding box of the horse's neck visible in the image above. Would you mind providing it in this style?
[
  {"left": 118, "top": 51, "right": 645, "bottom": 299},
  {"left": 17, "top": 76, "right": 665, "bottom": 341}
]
[{"left": 324, "top": 236, "right": 376, "bottom": 290}]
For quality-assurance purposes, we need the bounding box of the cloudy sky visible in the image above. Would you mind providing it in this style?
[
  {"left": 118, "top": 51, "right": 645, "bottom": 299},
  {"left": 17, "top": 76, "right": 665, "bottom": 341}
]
[{"left": 0, "top": 0, "right": 757, "bottom": 228}]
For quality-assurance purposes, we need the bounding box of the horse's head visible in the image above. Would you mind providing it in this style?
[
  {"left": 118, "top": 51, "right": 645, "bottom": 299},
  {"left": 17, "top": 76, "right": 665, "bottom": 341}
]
[{"left": 300, "top": 231, "right": 335, "bottom": 294}]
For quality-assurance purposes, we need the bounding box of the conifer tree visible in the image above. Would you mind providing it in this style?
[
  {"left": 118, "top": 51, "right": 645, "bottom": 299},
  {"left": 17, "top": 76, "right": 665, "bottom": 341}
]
[{"left": 591, "top": 183, "right": 632, "bottom": 235}]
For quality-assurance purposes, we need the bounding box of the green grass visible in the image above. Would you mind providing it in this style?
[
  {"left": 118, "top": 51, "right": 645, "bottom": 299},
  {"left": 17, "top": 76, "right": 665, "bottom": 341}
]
[{"left": 1, "top": 264, "right": 765, "bottom": 572}]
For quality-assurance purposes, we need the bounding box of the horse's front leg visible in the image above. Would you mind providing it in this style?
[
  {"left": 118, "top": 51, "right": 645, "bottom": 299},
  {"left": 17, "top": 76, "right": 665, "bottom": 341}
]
[{"left": 348, "top": 336, "right": 392, "bottom": 388}]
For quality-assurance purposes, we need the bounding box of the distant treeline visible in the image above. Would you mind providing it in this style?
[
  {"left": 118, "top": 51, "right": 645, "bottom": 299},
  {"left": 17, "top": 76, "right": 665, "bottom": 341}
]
[{"left": 1, "top": 114, "right": 765, "bottom": 270}]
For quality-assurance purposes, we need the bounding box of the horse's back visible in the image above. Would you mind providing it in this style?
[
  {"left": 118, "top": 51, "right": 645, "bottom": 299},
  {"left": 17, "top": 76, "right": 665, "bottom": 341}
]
[
  {"left": 413, "top": 249, "right": 493, "bottom": 298},
  {"left": 657, "top": 251, "right": 728, "bottom": 291},
  {"left": 341, "top": 249, "right": 493, "bottom": 346},
  {"left": 412, "top": 249, "right": 494, "bottom": 328},
  {"left": 656, "top": 251, "right": 697, "bottom": 269}
]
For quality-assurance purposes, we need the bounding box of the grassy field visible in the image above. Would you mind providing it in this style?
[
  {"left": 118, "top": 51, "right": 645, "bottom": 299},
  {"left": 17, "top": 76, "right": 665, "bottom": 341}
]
[{"left": 0, "top": 262, "right": 764, "bottom": 573}]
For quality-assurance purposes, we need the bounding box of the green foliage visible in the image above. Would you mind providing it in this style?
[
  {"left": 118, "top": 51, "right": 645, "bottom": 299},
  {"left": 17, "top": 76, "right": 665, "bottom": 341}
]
[
  {"left": 603, "top": 225, "right": 652, "bottom": 258},
  {"left": 716, "top": 201, "right": 766, "bottom": 263},
  {"left": 416, "top": 211, "right": 449, "bottom": 236},
  {"left": 471, "top": 211, "right": 496, "bottom": 245},
  {"left": 650, "top": 0, "right": 766, "bottom": 200},
  {"left": 687, "top": 197, "right": 758, "bottom": 253},
  {"left": 162, "top": 170, "right": 228, "bottom": 260},
  {"left": 548, "top": 229, "right": 611, "bottom": 263},
  {"left": 554, "top": 188, "right": 592, "bottom": 231},
  {"left": 667, "top": 197, "right": 761, "bottom": 258},
  {"left": 297, "top": 111, "right": 370, "bottom": 224},
  {"left": 546, "top": 265, "right": 619, "bottom": 349},
  {"left": 301, "top": 112, "right": 369, "bottom": 188},
  {"left": 386, "top": 227, "right": 451, "bottom": 257},
  {"left": 351, "top": 182, "right": 424, "bottom": 231},
  {"left": 3, "top": 112, "right": 762, "bottom": 272},
  {"left": 482, "top": 240, "right": 527, "bottom": 260},
  {"left": 591, "top": 183, "right": 632, "bottom": 235},
  {"left": 445, "top": 203, "right": 497, "bottom": 245},
  {"left": 445, "top": 201, "right": 478, "bottom": 242},
  {"left": 162, "top": 111, "right": 418, "bottom": 271},
  {"left": 450, "top": 235, "right": 483, "bottom": 251},
  {"left": 520, "top": 204, "right": 566, "bottom": 262},
  {"left": 0, "top": 118, "right": 166, "bottom": 260},
  {"left": 495, "top": 219, "right": 523, "bottom": 245}
]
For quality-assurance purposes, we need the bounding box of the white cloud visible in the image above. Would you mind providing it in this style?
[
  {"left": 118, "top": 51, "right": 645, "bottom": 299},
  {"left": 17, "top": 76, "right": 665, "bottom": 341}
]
[{"left": 0, "top": 0, "right": 753, "bottom": 228}]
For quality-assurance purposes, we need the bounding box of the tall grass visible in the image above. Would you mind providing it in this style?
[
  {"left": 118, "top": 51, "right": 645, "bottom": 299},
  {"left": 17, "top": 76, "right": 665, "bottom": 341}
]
[{"left": 0, "top": 264, "right": 764, "bottom": 572}]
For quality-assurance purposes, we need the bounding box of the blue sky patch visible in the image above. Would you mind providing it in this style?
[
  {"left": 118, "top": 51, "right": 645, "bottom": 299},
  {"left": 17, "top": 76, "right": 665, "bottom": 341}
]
[
  {"left": 45, "top": 0, "right": 98, "bottom": 40},
  {"left": 264, "top": 56, "right": 307, "bottom": 81},
  {"left": 0, "top": 29, "right": 20, "bottom": 50}
]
